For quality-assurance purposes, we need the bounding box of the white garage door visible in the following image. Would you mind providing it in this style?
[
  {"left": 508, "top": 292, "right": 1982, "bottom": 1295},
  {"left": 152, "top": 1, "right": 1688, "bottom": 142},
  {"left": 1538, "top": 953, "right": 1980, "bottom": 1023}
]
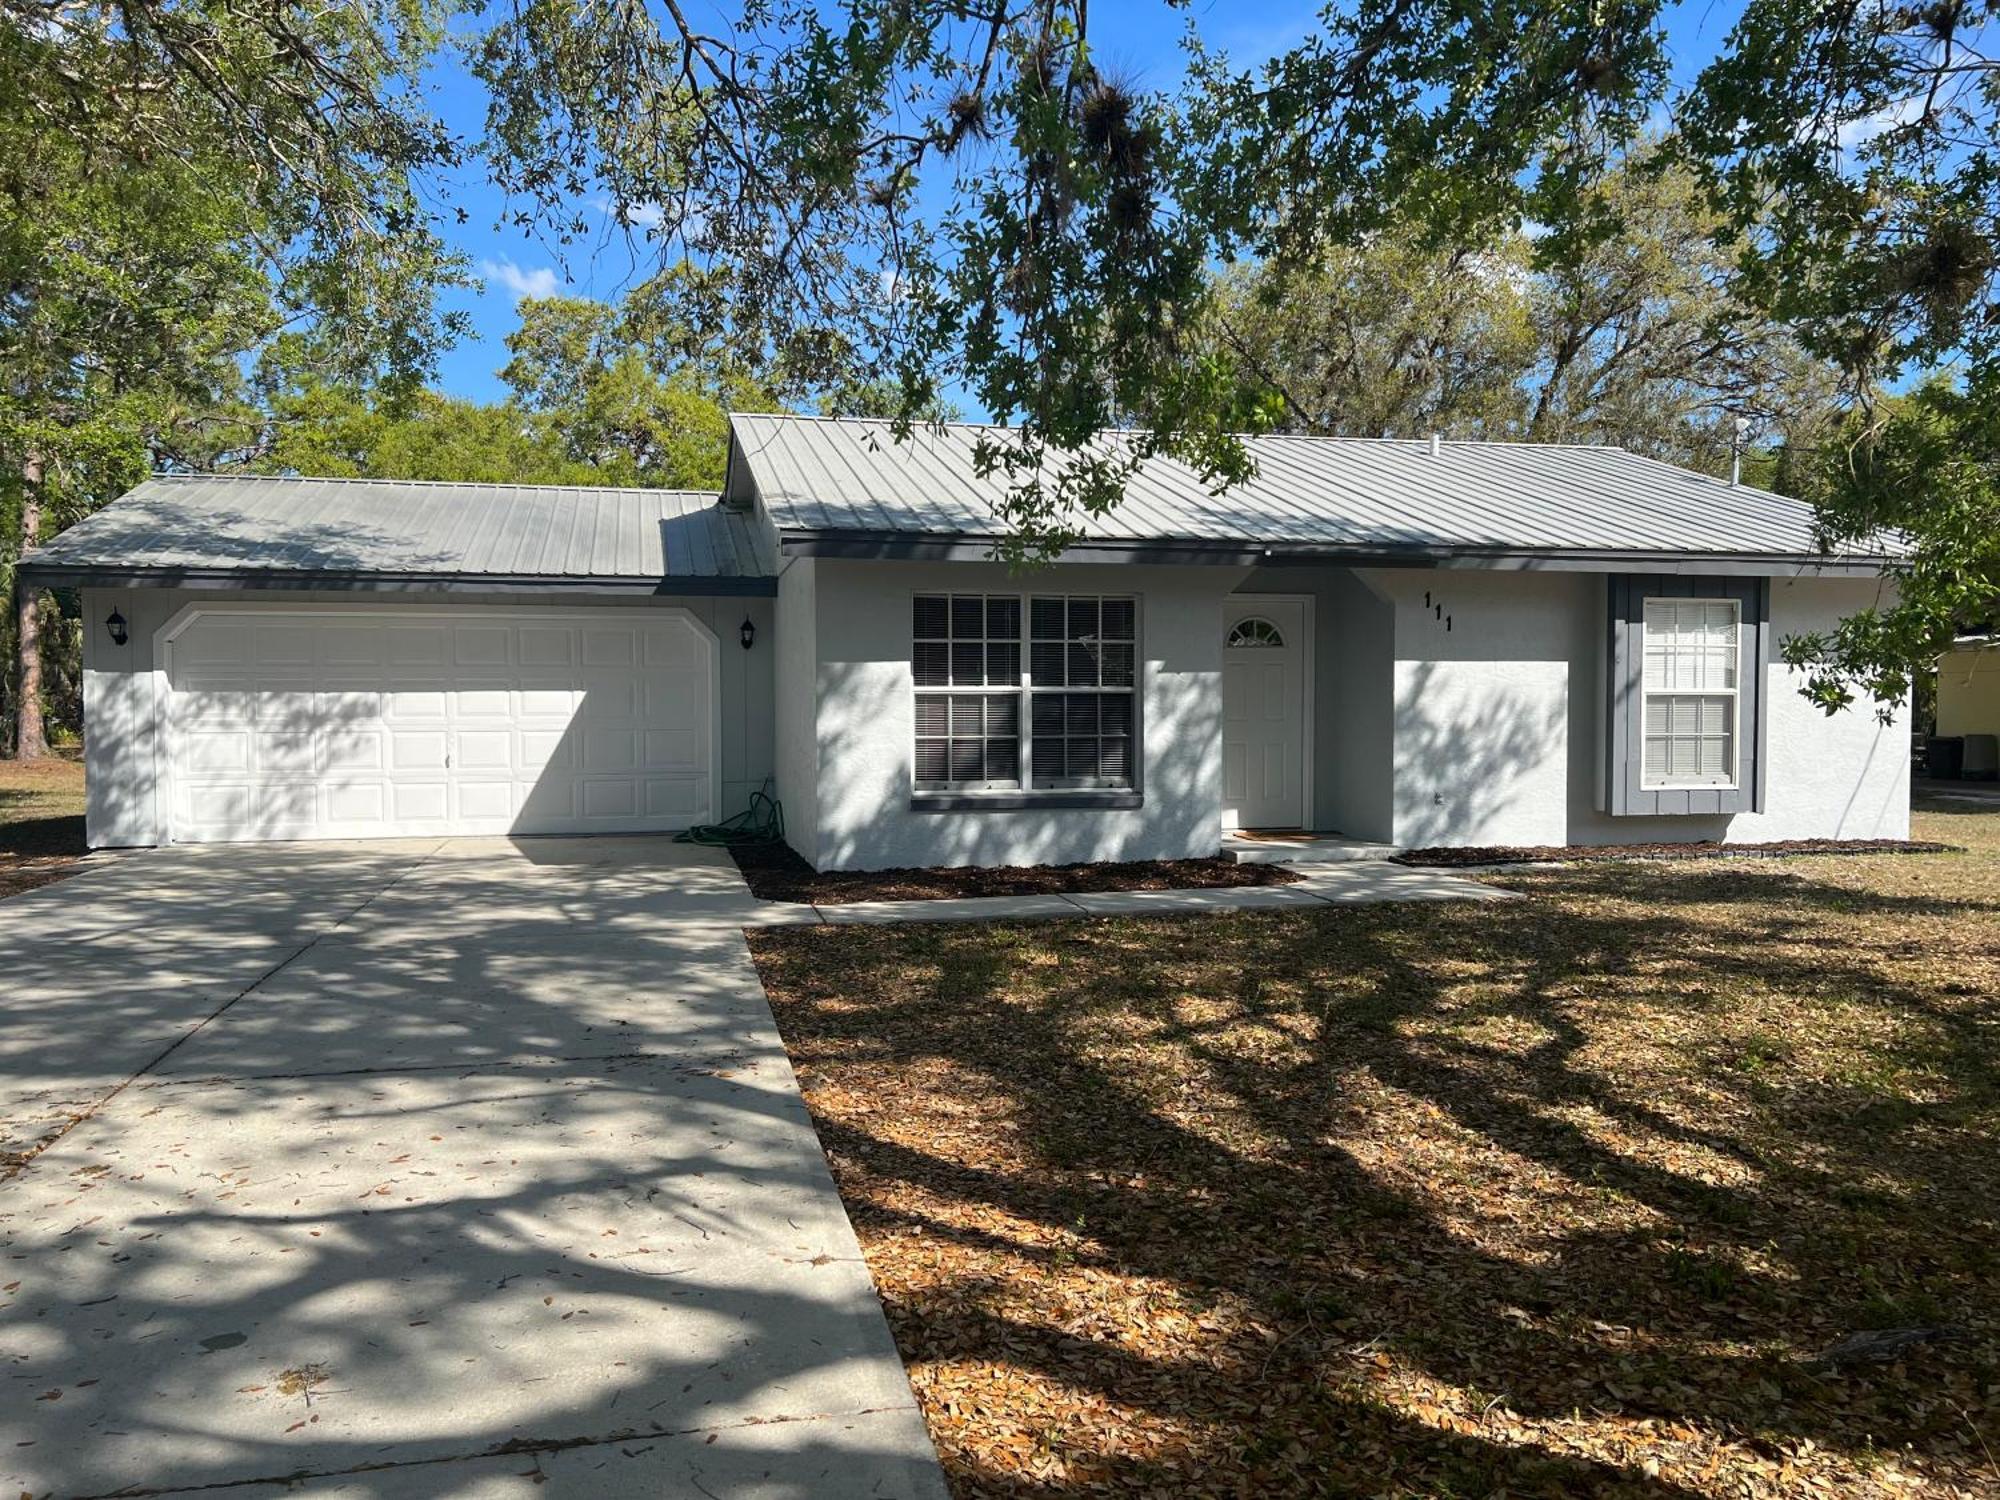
[{"left": 162, "top": 607, "right": 717, "bottom": 843}]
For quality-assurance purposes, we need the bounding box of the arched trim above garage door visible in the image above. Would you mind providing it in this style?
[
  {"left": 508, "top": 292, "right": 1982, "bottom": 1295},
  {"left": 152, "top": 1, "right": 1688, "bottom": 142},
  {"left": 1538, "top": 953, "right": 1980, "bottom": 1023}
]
[{"left": 151, "top": 603, "right": 721, "bottom": 844}]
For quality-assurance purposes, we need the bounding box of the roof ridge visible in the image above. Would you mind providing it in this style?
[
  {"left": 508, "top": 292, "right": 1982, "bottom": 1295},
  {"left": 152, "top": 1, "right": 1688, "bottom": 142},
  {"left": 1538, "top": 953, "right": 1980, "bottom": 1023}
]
[
  {"left": 145, "top": 471, "right": 722, "bottom": 500},
  {"left": 726, "top": 411, "right": 1636, "bottom": 455}
]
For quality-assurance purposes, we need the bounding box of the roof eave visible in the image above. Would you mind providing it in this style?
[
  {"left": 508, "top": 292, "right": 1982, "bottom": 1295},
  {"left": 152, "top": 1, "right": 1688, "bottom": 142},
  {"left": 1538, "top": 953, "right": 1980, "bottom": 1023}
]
[
  {"left": 16, "top": 560, "right": 779, "bottom": 596},
  {"left": 772, "top": 528, "right": 1903, "bottom": 578}
]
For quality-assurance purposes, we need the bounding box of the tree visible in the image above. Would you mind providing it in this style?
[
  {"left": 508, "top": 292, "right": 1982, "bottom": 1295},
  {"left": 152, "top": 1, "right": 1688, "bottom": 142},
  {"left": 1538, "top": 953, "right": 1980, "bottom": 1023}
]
[
  {"left": 1204, "top": 157, "right": 1844, "bottom": 474},
  {"left": 260, "top": 386, "right": 605, "bottom": 487},
  {"left": 466, "top": 0, "right": 1996, "bottom": 697},
  {"left": 11, "top": 0, "right": 1996, "bottom": 714},
  {"left": 1521, "top": 156, "right": 1843, "bottom": 472},
  {"left": 499, "top": 286, "right": 783, "bottom": 490},
  {"left": 1208, "top": 237, "right": 1536, "bottom": 440},
  {"left": 1, "top": 0, "right": 464, "bottom": 755},
  {"left": 1780, "top": 378, "right": 2000, "bottom": 718}
]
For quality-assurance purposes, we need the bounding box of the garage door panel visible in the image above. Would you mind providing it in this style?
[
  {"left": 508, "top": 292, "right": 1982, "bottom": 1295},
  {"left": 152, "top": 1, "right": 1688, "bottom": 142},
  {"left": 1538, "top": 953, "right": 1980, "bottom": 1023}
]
[
  {"left": 582, "top": 628, "right": 637, "bottom": 666},
  {"left": 183, "top": 781, "right": 316, "bottom": 832},
  {"left": 518, "top": 728, "right": 571, "bottom": 771},
  {"left": 453, "top": 626, "right": 512, "bottom": 665},
  {"left": 455, "top": 688, "right": 512, "bottom": 719},
  {"left": 645, "top": 670, "right": 701, "bottom": 716},
  {"left": 454, "top": 780, "right": 514, "bottom": 821},
  {"left": 645, "top": 780, "right": 700, "bottom": 817},
  {"left": 519, "top": 628, "right": 573, "bottom": 666},
  {"left": 385, "top": 687, "right": 448, "bottom": 722},
  {"left": 166, "top": 609, "right": 713, "bottom": 842},
  {"left": 256, "top": 731, "right": 317, "bottom": 774},
  {"left": 580, "top": 684, "right": 644, "bottom": 726},
  {"left": 581, "top": 729, "right": 638, "bottom": 773},
  {"left": 387, "top": 626, "right": 449, "bottom": 665},
  {"left": 645, "top": 729, "right": 699, "bottom": 768},
  {"left": 175, "top": 625, "right": 251, "bottom": 667},
  {"left": 179, "top": 731, "right": 251, "bottom": 774},
  {"left": 317, "top": 689, "right": 384, "bottom": 726},
  {"left": 455, "top": 729, "right": 513, "bottom": 771},
  {"left": 322, "top": 627, "right": 386, "bottom": 667},
  {"left": 643, "top": 625, "right": 703, "bottom": 667},
  {"left": 254, "top": 626, "right": 317, "bottom": 665},
  {"left": 174, "top": 685, "right": 259, "bottom": 724},
  {"left": 391, "top": 782, "right": 449, "bottom": 822},
  {"left": 580, "top": 780, "right": 640, "bottom": 818},
  {"left": 390, "top": 732, "right": 448, "bottom": 771},
  {"left": 518, "top": 685, "right": 578, "bottom": 717},
  {"left": 321, "top": 727, "right": 385, "bottom": 773},
  {"left": 324, "top": 782, "right": 388, "bottom": 824}
]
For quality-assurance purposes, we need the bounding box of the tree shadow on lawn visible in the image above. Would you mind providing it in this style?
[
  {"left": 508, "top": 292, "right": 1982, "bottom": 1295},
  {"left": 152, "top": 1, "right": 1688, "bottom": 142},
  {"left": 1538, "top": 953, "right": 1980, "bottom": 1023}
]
[{"left": 752, "top": 858, "right": 2000, "bottom": 1497}]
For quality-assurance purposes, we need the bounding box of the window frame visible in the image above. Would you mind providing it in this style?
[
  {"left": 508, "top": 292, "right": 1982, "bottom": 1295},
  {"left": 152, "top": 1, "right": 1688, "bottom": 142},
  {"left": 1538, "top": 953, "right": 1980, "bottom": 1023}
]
[
  {"left": 1604, "top": 574, "right": 1769, "bottom": 818},
  {"left": 908, "top": 589, "right": 1142, "bottom": 805},
  {"left": 911, "top": 593, "right": 1025, "bottom": 793},
  {"left": 1639, "top": 596, "right": 1742, "bottom": 792}
]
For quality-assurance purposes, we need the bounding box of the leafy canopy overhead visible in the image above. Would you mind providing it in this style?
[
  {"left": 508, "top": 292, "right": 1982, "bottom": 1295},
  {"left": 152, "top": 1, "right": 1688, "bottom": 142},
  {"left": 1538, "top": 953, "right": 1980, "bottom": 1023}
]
[{"left": 5, "top": 0, "right": 1997, "bottom": 709}]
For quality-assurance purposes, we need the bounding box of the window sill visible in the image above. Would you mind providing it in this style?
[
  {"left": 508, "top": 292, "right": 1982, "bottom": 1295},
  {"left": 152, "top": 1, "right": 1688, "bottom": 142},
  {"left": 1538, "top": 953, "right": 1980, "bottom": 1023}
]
[{"left": 910, "top": 791, "right": 1143, "bottom": 813}]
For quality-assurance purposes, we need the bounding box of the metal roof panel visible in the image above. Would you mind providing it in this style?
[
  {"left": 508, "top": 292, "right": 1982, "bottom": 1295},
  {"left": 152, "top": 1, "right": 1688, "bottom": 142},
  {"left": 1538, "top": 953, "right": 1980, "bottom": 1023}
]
[{"left": 21, "top": 474, "right": 776, "bottom": 584}]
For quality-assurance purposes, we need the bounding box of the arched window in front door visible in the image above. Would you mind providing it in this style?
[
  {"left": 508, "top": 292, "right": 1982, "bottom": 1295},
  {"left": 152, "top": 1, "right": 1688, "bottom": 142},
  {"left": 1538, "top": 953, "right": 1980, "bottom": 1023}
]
[{"left": 1226, "top": 617, "right": 1285, "bottom": 649}]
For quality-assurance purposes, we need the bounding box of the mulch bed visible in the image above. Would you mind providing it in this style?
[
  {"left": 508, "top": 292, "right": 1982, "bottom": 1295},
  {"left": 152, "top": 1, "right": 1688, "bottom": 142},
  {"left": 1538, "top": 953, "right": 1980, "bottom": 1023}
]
[
  {"left": 729, "top": 840, "right": 1301, "bottom": 905},
  {"left": 1396, "top": 836, "right": 1958, "bottom": 868}
]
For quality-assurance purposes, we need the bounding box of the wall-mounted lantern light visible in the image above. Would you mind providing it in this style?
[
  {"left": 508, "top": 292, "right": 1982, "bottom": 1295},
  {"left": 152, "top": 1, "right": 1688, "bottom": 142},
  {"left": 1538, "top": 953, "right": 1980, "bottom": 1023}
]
[
  {"left": 739, "top": 616, "right": 756, "bottom": 650},
  {"left": 106, "top": 609, "right": 129, "bottom": 646}
]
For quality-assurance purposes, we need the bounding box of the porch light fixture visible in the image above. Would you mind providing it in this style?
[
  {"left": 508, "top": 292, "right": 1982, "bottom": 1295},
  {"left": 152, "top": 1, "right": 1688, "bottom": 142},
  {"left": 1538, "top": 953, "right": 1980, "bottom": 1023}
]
[
  {"left": 739, "top": 616, "right": 756, "bottom": 650},
  {"left": 105, "top": 609, "right": 129, "bottom": 646}
]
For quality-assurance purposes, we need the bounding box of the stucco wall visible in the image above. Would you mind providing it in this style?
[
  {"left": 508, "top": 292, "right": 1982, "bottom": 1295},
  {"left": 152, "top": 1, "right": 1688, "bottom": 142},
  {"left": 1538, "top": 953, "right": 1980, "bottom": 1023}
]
[
  {"left": 804, "top": 558, "right": 1246, "bottom": 870},
  {"left": 1364, "top": 569, "right": 1908, "bottom": 848},
  {"left": 79, "top": 586, "right": 775, "bottom": 848},
  {"left": 772, "top": 559, "right": 821, "bottom": 867},
  {"left": 1937, "top": 644, "right": 2000, "bottom": 740}
]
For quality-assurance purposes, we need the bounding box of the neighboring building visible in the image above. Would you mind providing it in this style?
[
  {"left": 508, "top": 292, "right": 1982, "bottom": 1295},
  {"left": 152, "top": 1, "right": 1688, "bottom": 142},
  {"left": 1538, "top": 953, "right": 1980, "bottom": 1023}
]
[
  {"left": 1937, "top": 637, "right": 2000, "bottom": 736},
  {"left": 19, "top": 415, "right": 1911, "bottom": 868}
]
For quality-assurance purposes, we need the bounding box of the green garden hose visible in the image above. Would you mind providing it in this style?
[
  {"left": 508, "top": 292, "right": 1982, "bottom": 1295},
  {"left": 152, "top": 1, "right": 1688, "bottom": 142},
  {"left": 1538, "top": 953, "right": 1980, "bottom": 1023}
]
[{"left": 674, "top": 780, "right": 786, "bottom": 847}]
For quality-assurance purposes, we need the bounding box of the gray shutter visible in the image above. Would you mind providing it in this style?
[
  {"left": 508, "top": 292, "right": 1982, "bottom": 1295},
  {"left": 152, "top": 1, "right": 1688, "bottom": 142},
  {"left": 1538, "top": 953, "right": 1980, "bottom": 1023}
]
[{"left": 1605, "top": 575, "right": 1769, "bottom": 817}]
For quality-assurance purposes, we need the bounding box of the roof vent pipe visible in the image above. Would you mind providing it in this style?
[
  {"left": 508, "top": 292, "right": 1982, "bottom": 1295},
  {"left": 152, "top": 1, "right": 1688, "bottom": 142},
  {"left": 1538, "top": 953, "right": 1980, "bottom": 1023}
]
[{"left": 1429, "top": 432, "right": 1442, "bottom": 458}]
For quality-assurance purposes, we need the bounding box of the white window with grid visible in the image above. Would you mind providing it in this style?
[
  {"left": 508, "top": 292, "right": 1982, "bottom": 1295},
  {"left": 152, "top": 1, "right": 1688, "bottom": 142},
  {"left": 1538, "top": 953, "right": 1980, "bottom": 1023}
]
[
  {"left": 1641, "top": 598, "right": 1741, "bottom": 789},
  {"left": 910, "top": 592, "right": 1137, "bottom": 794},
  {"left": 912, "top": 594, "right": 1022, "bottom": 790}
]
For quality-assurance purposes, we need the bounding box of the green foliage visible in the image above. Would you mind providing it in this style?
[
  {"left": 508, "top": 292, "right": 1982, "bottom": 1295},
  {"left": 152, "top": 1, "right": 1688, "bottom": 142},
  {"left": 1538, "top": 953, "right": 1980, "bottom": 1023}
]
[
  {"left": 1208, "top": 235, "right": 1539, "bottom": 440},
  {"left": 1208, "top": 155, "right": 1845, "bottom": 476},
  {"left": 498, "top": 280, "right": 788, "bottom": 489},
  {"left": 1780, "top": 378, "right": 2000, "bottom": 718},
  {"left": 261, "top": 386, "right": 605, "bottom": 487}
]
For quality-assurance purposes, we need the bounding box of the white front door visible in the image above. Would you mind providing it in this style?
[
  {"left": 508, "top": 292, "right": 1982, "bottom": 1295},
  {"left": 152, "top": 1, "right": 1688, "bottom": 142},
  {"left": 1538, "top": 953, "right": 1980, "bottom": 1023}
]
[
  {"left": 1221, "top": 598, "right": 1307, "bottom": 830},
  {"left": 161, "top": 606, "right": 717, "bottom": 843}
]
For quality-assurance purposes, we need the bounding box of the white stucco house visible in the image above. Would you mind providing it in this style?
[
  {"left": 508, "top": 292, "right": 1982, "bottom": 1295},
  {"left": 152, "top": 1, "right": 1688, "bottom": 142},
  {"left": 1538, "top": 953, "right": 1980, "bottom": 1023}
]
[{"left": 20, "top": 413, "right": 1911, "bottom": 870}]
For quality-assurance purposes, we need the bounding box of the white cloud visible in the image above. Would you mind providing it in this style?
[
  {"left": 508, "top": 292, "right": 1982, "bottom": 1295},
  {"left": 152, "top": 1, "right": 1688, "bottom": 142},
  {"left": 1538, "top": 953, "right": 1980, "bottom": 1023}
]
[
  {"left": 480, "top": 258, "right": 562, "bottom": 302},
  {"left": 1834, "top": 94, "right": 1928, "bottom": 149},
  {"left": 589, "top": 195, "right": 669, "bottom": 231}
]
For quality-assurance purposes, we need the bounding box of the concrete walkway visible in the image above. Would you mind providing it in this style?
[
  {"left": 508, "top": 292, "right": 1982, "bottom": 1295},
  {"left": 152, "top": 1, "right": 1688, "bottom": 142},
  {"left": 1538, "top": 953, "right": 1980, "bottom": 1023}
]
[
  {"left": 0, "top": 838, "right": 946, "bottom": 1499},
  {"left": 801, "top": 860, "right": 1511, "bottom": 925}
]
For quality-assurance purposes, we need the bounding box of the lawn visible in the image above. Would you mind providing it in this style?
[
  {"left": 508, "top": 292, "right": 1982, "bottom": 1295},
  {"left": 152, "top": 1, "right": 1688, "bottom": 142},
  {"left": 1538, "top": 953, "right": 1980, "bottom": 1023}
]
[
  {"left": 0, "top": 756, "right": 85, "bottom": 898},
  {"left": 749, "top": 802, "right": 2000, "bottom": 1499}
]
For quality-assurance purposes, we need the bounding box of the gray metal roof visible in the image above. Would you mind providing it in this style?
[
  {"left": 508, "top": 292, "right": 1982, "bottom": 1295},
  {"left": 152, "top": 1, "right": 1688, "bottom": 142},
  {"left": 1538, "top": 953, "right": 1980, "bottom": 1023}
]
[
  {"left": 728, "top": 414, "right": 1902, "bottom": 569},
  {"left": 20, "top": 474, "right": 776, "bottom": 592}
]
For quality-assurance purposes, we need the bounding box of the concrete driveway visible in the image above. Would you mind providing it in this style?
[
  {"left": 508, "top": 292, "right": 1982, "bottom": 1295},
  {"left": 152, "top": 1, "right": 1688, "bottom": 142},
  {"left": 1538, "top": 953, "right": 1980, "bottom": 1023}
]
[{"left": 0, "top": 838, "right": 946, "bottom": 1499}]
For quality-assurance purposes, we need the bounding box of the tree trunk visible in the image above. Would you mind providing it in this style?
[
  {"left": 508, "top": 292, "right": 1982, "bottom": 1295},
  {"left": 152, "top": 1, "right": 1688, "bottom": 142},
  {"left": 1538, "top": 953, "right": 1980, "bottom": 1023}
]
[{"left": 12, "top": 449, "right": 47, "bottom": 761}]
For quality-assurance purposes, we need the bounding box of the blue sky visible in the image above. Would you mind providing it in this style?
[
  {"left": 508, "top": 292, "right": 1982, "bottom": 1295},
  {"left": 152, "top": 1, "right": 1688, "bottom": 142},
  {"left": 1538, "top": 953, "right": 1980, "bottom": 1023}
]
[{"left": 425, "top": 0, "right": 1749, "bottom": 408}]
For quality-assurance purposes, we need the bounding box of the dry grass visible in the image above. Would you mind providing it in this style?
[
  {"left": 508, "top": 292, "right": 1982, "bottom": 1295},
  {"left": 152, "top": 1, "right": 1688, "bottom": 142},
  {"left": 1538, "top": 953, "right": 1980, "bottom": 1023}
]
[
  {"left": 0, "top": 756, "right": 85, "bottom": 899},
  {"left": 750, "top": 804, "right": 2000, "bottom": 1498}
]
